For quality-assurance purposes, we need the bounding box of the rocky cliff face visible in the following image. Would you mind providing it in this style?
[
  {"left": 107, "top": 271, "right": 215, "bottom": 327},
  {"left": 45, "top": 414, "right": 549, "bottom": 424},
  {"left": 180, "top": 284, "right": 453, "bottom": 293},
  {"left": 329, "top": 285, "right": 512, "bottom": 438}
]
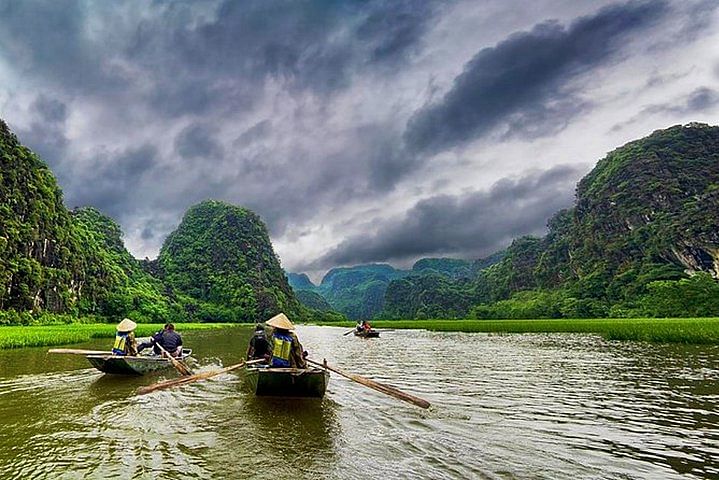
[
  {"left": 562, "top": 123, "right": 719, "bottom": 282},
  {"left": 0, "top": 119, "right": 87, "bottom": 312}
]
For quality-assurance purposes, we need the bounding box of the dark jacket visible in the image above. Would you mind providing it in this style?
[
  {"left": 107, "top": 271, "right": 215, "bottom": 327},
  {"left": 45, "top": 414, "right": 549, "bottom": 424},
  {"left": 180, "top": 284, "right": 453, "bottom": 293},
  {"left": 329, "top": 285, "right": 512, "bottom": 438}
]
[
  {"left": 160, "top": 330, "right": 183, "bottom": 353},
  {"left": 247, "top": 331, "right": 271, "bottom": 360},
  {"left": 139, "top": 329, "right": 183, "bottom": 356}
]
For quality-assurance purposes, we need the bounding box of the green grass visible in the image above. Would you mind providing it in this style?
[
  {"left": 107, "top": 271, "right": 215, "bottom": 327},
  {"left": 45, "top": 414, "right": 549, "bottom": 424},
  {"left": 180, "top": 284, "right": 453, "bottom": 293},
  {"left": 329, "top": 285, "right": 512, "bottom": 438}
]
[
  {"left": 318, "top": 318, "right": 719, "bottom": 344},
  {"left": 0, "top": 323, "right": 240, "bottom": 350}
]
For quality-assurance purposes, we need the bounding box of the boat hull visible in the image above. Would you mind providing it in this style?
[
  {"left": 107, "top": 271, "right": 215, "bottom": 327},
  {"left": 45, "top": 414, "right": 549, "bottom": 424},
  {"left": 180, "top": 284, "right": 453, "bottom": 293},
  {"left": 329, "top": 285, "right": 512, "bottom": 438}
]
[
  {"left": 86, "top": 350, "right": 192, "bottom": 375},
  {"left": 354, "top": 330, "right": 380, "bottom": 338},
  {"left": 245, "top": 367, "right": 329, "bottom": 398}
]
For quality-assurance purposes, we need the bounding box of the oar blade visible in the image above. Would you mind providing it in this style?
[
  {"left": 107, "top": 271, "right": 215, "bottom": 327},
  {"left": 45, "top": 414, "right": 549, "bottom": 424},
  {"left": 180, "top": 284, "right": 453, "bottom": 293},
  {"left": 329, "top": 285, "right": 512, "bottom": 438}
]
[
  {"left": 48, "top": 349, "right": 114, "bottom": 355},
  {"left": 307, "top": 359, "right": 430, "bottom": 409},
  {"left": 136, "top": 359, "right": 263, "bottom": 395}
]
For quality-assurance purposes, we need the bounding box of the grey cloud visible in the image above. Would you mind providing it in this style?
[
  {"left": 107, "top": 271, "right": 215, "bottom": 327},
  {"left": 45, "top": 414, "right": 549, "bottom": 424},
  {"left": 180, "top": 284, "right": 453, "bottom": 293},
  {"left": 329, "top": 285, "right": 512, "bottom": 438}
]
[
  {"left": 611, "top": 87, "right": 719, "bottom": 132},
  {"left": 304, "top": 164, "right": 586, "bottom": 270},
  {"left": 140, "top": 226, "right": 155, "bottom": 240},
  {"left": 175, "top": 123, "right": 224, "bottom": 160},
  {"left": 16, "top": 95, "right": 69, "bottom": 174},
  {"left": 0, "top": 0, "right": 713, "bottom": 267},
  {"left": 0, "top": 1, "right": 128, "bottom": 94},
  {"left": 32, "top": 96, "right": 67, "bottom": 123},
  {"left": 66, "top": 144, "right": 159, "bottom": 219},
  {"left": 235, "top": 120, "right": 272, "bottom": 146},
  {"left": 125, "top": 0, "right": 449, "bottom": 115},
  {"left": 404, "top": 0, "right": 669, "bottom": 154},
  {"left": 356, "top": 0, "right": 443, "bottom": 63},
  {"left": 686, "top": 88, "right": 719, "bottom": 111}
]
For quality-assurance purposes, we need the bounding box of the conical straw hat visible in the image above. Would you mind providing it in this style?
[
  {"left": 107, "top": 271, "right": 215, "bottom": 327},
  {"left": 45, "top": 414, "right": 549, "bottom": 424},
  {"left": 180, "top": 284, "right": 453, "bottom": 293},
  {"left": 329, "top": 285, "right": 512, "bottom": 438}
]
[
  {"left": 117, "top": 318, "right": 137, "bottom": 332},
  {"left": 266, "top": 313, "right": 295, "bottom": 330}
]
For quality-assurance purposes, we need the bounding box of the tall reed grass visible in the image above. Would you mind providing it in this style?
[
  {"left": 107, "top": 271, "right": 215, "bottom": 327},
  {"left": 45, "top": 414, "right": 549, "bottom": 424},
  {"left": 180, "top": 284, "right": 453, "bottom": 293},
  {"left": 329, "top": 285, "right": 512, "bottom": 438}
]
[{"left": 0, "top": 323, "right": 237, "bottom": 350}]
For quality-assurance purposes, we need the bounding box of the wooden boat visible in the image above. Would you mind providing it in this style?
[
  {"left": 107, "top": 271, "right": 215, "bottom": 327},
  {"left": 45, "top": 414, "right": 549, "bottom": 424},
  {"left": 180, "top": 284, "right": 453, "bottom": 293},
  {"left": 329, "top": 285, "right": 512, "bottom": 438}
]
[
  {"left": 86, "top": 349, "right": 192, "bottom": 375},
  {"left": 245, "top": 366, "right": 330, "bottom": 398},
  {"left": 354, "top": 329, "right": 380, "bottom": 338}
]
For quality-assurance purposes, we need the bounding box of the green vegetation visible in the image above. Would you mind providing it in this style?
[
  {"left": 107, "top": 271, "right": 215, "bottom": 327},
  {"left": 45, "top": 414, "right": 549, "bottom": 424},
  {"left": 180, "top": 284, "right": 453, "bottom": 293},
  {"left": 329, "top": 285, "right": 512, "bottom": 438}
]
[
  {"left": 72, "top": 206, "right": 178, "bottom": 322},
  {"left": 289, "top": 257, "right": 502, "bottom": 320},
  {"left": 295, "top": 289, "right": 334, "bottom": 311},
  {"left": 157, "top": 200, "right": 309, "bottom": 323},
  {"left": 320, "top": 318, "right": 719, "bottom": 344},
  {"left": 0, "top": 323, "right": 235, "bottom": 349},
  {"left": 0, "top": 119, "right": 89, "bottom": 313},
  {"left": 411, "top": 258, "right": 474, "bottom": 279},
  {"left": 378, "top": 124, "right": 719, "bottom": 320},
  {"left": 1, "top": 118, "right": 337, "bottom": 326}
]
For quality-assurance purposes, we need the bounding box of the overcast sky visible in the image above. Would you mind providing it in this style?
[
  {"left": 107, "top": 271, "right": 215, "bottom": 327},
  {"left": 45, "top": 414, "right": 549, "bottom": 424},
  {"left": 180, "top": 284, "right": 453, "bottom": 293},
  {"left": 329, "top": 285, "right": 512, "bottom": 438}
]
[{"left": 1, "top": 0, "right": 718, "bottom": 280}]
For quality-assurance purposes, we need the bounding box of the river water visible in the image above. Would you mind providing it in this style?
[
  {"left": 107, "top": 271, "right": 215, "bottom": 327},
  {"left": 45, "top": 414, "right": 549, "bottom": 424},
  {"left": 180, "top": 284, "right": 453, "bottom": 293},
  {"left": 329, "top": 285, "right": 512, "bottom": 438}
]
[{"left": 0, "top": 326, "right": 717, "bottom": 479}]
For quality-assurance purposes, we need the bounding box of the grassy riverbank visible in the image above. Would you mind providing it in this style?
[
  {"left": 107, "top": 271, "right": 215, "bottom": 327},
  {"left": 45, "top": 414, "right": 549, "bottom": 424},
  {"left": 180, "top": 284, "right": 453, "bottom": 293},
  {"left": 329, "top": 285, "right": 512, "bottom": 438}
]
[
  {"left": 321, "top": 318, "right": 719, "bottom": 344},
  {"left": 0, "top": 323, "right": 239, "bottom": 350}
]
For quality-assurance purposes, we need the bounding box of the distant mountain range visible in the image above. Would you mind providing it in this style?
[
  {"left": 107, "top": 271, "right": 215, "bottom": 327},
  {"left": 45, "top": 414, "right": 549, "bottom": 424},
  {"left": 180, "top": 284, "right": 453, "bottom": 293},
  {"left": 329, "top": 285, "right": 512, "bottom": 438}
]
[{"left": 287, "top": 256, "right": 502, "bottom": 319}]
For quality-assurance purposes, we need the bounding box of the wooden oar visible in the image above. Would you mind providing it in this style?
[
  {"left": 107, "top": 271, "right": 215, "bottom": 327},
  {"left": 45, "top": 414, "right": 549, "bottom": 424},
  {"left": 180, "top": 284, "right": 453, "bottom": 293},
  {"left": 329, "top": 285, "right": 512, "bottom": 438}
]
[
  {"left": 48, "top": 349, "right": 114, "bottom": 355},
  {"left": 155, "top": 343, "right": 193, "bottom": 376},
  {"left": 307, "top": 359, "right": 430, "bottom": 409},
  {"left": 342, "top": 329, "right": 356, "bottom": 336},
  {"left": 137, "top": 358, "right": 265, "bottom": 395}
]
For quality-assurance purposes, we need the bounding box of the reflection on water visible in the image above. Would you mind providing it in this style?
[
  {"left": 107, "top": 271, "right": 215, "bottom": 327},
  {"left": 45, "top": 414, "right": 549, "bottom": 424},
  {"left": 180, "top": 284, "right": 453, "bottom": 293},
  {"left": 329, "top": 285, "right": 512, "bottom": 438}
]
[{"left": 0, "top": 326, "right": 717, "bottom": 479}]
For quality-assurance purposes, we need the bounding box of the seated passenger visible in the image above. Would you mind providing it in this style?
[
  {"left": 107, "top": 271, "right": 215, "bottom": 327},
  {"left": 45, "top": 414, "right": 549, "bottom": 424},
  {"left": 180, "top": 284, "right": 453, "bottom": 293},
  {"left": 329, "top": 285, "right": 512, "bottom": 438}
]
[{"left": 112, "top": 318, "right": 138, "bottom": 356}]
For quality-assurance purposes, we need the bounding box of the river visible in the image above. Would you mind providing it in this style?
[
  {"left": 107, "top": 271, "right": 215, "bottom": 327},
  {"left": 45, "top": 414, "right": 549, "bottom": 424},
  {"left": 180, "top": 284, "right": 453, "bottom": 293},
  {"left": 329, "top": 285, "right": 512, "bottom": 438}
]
[{"left": 0, "top": 326, "right": 717, "bottom": 479}]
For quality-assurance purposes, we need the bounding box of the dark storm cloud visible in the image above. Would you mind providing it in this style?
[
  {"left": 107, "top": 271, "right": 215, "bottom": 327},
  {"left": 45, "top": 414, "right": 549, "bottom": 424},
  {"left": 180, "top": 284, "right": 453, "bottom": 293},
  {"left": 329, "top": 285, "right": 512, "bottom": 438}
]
[
  {"left": 66, "top": 144, "right": 159, "bottom": 219},
  {"left": 304, "top": 164, "right": 585, "bottom": 269},
  {"left": 175, "top": 123, "right": 224, "bottom": 160},
  {"left": 15, "top": 95, "right": 69, "bottom": 174},
  {"left": 0, "top": 0, "right": 713, "bottom": 269},
  {"left": 0, "top": 1, "right": 128, "bottom": 94},
  {"left": 404, "top": 0, "right": 669, "bottom": 154},
  {"left": 610, "top": 87, "right": 719, "bottom": 132},
  {"left": 0, "top": 0, "right": 448, "bottom": 231},
  {"left": 126, "top": 0, "right": 448, "bottom": 115}
]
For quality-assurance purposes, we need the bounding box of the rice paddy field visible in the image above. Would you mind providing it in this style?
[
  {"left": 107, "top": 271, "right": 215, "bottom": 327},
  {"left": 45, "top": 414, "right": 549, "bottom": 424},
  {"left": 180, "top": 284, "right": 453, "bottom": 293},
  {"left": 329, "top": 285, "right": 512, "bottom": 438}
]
[
  {"left": 325, "top": 318, "right": 719, "bottom": 344},
  {"left": 0, "top": 323, "right": 238, "bottom": 350}
]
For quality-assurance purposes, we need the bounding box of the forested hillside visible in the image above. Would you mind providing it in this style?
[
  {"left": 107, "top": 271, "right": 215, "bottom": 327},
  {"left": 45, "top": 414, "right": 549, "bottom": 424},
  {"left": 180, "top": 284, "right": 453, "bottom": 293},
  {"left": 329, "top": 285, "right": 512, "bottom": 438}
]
[
  {"left": 157, "top": 200, "right": 307, "bottom": 322},
  {"left": 0, "top": 118, "right": 336, "bottom": 324},
  {"left": 0, "top": 119, "right": 90, "bottom": 315},
  {"left": 289, "top": 257, "right": 501, "bottom": 319},
  {"left": 71, "top": 207, "right": 174, "bottom": 322},
  {"left": 383, "top": 123, "right": 719, "bottom": 319}
]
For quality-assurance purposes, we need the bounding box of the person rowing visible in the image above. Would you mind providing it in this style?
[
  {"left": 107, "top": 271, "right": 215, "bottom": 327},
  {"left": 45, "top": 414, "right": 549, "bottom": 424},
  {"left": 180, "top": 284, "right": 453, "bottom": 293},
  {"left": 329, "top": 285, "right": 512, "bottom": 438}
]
[
  {"left": 266, "top": 313, "right": 307, "bottom": 368},
  {"left": 138, "top": 323, "right": 184, "bottom": 357},
  {"left": 246, "top": 323, "right": 271, "bottom": 362}
]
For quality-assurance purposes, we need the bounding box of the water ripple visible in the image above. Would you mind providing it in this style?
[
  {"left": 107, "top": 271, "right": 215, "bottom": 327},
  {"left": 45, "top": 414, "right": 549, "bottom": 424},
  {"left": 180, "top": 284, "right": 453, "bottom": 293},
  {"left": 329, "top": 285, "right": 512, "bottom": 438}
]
[{"left": 0, "top": 327, "right": 717, "bottom": 479}]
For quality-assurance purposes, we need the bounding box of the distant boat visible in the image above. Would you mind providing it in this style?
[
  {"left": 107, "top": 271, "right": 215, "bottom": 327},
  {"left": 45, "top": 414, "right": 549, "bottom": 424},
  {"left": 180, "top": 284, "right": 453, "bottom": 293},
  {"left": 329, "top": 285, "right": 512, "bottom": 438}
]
[
  {"left": 86, "top": 349, "right": 192, "bottom": 375},
  {"left": 245, "top": 366, "right": 330, "bottom": 398},
  {"left": 354, "top": 329, "right": 380, "bottom": 338}
]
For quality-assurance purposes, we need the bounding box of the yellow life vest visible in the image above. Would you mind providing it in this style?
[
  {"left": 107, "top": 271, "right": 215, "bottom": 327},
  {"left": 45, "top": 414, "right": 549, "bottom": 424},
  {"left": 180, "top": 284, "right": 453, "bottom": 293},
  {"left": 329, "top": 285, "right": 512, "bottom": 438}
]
[
  {"left": 271, "top": 332, "right": 292, "bottom": 367},
  {"left": 112, "top": 333, "right": 127, "bottom": 355}
]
